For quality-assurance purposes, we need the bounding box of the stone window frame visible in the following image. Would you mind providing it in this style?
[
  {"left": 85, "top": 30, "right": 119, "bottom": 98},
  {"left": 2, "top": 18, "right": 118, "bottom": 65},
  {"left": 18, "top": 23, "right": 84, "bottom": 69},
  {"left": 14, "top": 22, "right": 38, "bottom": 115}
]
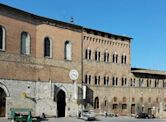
[
  {"left": 85, "top": 47, "right": 92, "bottom": 60},
  {"left": 139, "top": 78, "right": 144, "bottom": 87},
  {"left": 130, "top": 78, "right": 136, "bottom": 87},
  {"left": 20, "top": 31, "right": 31, "bottom": 55},
  {"left": 112, "top": 104, "right": 118, "bottom": 110},
  {"left": 122, "top": 97, "right": 127, "bottom": 102},
  {"left": 94, "top": 97, "right": 99, "bottom": 109},
  {"left": 112, "top": 76, "right": 118, "bottom": 86},
  {"left": 0, "top": 25, "right": 6, "bottom": 51},
  {"left": 44, "top": 37, "right": 53, "bottom": 58},
  {"left": 112, "top": 52, "right": 118, "bottom": 63},
  {"left": 95, "top": 75, "right": 100, "bottom": 86},
  {"left": 132, "top": 97, "right": 135, "bottom": 102},
  {"left": 163, "top": 80, "right": 166, "bottom": 88},
  {"left": 95, "top": 48, "right": 101, "bottom": 62},
  {"left": 121, "top": 53, "right": 127, "bottom": 64},
  {"left": 113, "top": 97, "right": 118, "bottom": 102},
  {"left": 121, "top": 77, "right": 127, "bottom": 87},
  {"left": 104, "top": 75, "right": 110, "bottom": 86},
  {"left": 154, "top": 79, "right": 159, "bottom": 88},
  {"left": 104, "top": 100, "right": 108, "bottom": 107},
  {"left": 147, "top": 79, "right": 152, "bottom": 88},
  {"left": 64, "top": 40, "right": 72, "bottom": 61},
  {"left": 84, "top": 74, "right": 91, "bottom": 85},
  {"left": 104, "top": 50, "right": 109, "bottom": 63},
  {"left": 122, "top": 104, "right": 127, "bottom": 110}
]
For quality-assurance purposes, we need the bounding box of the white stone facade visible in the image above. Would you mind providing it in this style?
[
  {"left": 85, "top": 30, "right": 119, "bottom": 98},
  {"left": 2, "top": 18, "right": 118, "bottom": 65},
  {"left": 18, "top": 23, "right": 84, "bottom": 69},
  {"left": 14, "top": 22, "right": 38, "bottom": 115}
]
[{"left": 0, "top": 79, "right": 81, "bottom": 117}]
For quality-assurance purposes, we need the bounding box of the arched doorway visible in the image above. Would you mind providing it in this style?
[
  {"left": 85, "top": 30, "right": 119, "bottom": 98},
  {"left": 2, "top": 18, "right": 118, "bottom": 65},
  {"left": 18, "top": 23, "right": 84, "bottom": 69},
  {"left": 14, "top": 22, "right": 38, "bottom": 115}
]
[
  {"left": 94, "top": 97, "right": 99, "bottom": 109},
  {"left": 0, "top": 87, "right": 6, "bottom": 117},
  {"left": 57, "top": 90, "right": 66, "bottom": 117}
]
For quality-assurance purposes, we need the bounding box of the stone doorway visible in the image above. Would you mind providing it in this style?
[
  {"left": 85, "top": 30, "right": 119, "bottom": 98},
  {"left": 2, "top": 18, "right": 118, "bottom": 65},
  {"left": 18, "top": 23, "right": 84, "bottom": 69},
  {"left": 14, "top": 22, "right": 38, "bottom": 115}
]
[
  {"left": 57, "top": 90, "right": 66, "bottom": 117},
  {"left": 0, "top": 87, "right": 6, "bottom": 117},
  {"left": 148, "top": 108, "right": 152, "bottom": 115},
  {"left": 131, "top": 104, "right": 135, "bottom": 114}
]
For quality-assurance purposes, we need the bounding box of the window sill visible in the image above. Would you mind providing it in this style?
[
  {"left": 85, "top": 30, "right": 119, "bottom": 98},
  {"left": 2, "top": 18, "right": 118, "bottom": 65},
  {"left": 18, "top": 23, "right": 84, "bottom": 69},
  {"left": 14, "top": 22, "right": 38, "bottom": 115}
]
[
  {"left": 44, "top": 56, "right": 53, "bottom": 59},
  {"left": 64, "top": 59, "right": 72, "bottom": 62},
  {"left": 21, "top": 54, "right": 31, "bottom": 57},
  {"left": 0, "top": 49, "right": 6, "bottom": 52}
]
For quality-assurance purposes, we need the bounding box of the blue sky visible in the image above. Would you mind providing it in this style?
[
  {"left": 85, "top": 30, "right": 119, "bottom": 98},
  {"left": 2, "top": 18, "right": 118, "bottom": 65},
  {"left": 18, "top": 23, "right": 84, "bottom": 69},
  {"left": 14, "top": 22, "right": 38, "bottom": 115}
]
[{"left": 0, "top": 0, "right": 166, "bottom": 71}]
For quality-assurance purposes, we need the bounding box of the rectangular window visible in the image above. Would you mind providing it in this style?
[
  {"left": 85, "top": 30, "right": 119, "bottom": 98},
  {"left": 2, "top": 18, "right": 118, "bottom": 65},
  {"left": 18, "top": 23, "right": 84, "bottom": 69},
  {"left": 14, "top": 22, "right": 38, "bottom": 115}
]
[
  {"left": 113, "top": 104, "right": 118, "bottom": 109},
  {"left": 122, "top": 104, "right": 127, "bottom": 109}
]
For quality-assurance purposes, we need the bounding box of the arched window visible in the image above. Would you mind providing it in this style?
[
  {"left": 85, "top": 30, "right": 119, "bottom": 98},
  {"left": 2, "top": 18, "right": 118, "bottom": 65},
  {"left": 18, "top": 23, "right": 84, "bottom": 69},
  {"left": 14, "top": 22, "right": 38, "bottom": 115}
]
[
  {"left": 131, "top": 78, "right": 136, "bottom": 87},
  {"left": 95, "top": 75, "right": 100, "bottom": 86},
  {"left": 104, "top": 50, "right": 109, "bottom": 62},
  {"left": 113, "top": 97, "right": 117, "bottom": 102},
  {"left": 112, "top": 77, "right": 118, "bottom": 86},
  {"left": 95, "top": 49, "right": 100, "bottom": 61},
  {"left": 21, "top": 32, "right": 30, "bottom": 55},
  {"left": 85, "top": 49, "right": 88, "bottom": 59},
  {"left": 113, "top": 54, "right": 115, "bottom": 63},
  {"left": 85, "top": 74, "right": 91, "bottom": 85},
  {"left": 122, "top": 97, "right": 127, "bottom": 102},
  {"left": 124, "top": 55, "right": 127, "bottom": 64},
  {"left": 112, "top": 77, "right": 115, "bottom": 86},
  {"left": 44, "top": 37, "right": 52, "bottom": 58},
  {"left": 113, "top": 52, "right": 118, "bottom": 63},
  {"left": 121, "top": 53, "right": 127, "bottom": 64},
  {"left": 94, "top": 97, "right": 99, "bottom": 109},
  {"left": 132, "top": 97, "right": 135, "bottom": 102},
  {"left": 104, "top": 76, "right": 109, "bottom": 86},
  {"left": 122, "top": 77, "right": 127, "bottom": 86},
  {"left": 116, "top": 54, "right": 118, "bottom": 63},
  {"left": 0, "top": 26, "right": 5, "bottom": 51},
  {"left": 64, "top": 41, "right": 72, "bottom": 60},
  {"left": 104, "top": 100, "right": 107, "bottom": 107},
  {"left": 85, "top": 48, "right": 91, "bottom": 60},
  {"left": 155, "top": 79, "right": 159, "bottom": 88}
]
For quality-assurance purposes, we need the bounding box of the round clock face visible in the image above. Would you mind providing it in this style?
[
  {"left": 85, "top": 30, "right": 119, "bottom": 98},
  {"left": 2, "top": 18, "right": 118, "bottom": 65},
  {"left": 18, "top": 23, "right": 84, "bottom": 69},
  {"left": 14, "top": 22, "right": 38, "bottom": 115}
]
[{"left": 69, "top": 69, "right": 79, "bottom": 80}]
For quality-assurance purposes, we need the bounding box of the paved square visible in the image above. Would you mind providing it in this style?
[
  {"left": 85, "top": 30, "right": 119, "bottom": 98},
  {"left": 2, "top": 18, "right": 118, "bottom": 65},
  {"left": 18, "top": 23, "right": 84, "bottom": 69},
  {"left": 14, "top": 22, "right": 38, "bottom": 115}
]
[{"left": 1, "top": 116, "right": 166, "bottom": 122}]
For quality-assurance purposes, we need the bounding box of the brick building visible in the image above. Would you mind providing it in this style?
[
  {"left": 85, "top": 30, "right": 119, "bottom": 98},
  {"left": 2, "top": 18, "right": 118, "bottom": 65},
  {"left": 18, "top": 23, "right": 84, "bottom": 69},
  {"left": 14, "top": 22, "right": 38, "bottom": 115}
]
[{"left": 0, "top": 4, "right": 166, "bottom": 118}]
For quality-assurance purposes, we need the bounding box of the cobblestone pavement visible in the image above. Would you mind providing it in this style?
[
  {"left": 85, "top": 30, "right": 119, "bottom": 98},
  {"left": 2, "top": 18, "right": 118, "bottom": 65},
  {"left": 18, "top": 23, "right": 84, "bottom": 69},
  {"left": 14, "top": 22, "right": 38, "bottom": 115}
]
[{"left": 1, "top": 116, "right": 166, "bottom": 122}]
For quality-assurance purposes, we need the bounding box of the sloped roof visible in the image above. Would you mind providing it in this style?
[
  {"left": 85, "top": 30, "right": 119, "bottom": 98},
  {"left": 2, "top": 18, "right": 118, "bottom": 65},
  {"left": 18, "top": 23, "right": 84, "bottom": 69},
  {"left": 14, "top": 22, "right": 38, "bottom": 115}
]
[{"left": 131, "top": 67, "right": 166, "bottom": 76}]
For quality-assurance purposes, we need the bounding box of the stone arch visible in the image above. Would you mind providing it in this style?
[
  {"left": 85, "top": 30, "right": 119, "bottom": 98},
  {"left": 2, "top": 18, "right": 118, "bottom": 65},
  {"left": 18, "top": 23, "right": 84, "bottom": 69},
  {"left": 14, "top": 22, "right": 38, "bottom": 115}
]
[
  {"left": 0, "top": 82, "right": 9, "bottom": 117},
  {"left": 54, "top": 86, "right": 68, "bottom": 117},
  {"left": 0, "top": 82, "right": 10, "bottom": 97},
  {"left": 94, "top": 97, "right": 99, "bottom": 109},
  {"left": 57, "top": 89, "right": 66, "bottom": 117},
  {"left": 55, "top": 85, "right": 68, "bottom": 98}
]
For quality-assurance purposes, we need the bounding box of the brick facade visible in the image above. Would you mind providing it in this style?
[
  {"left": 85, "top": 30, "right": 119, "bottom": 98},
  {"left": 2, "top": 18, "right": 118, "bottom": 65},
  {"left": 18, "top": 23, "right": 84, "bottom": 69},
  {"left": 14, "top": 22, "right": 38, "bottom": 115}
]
[{"left": 0, "top": 4, "right": 166, "bottom": 118}]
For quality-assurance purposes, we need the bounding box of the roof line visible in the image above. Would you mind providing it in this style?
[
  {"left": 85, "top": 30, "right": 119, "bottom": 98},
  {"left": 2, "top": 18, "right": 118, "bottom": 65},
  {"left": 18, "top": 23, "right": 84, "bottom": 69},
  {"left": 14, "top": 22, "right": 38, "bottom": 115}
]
[{"left": 0, "top": 3, "right": 132, "bottom": 40}]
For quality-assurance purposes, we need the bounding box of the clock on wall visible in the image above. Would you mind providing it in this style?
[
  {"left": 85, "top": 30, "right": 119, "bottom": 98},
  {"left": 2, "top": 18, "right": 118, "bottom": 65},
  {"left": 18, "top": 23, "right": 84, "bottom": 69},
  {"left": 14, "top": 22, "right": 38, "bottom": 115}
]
[{"left": 69, "top": 69, "right": 79, "bottom": 81}]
